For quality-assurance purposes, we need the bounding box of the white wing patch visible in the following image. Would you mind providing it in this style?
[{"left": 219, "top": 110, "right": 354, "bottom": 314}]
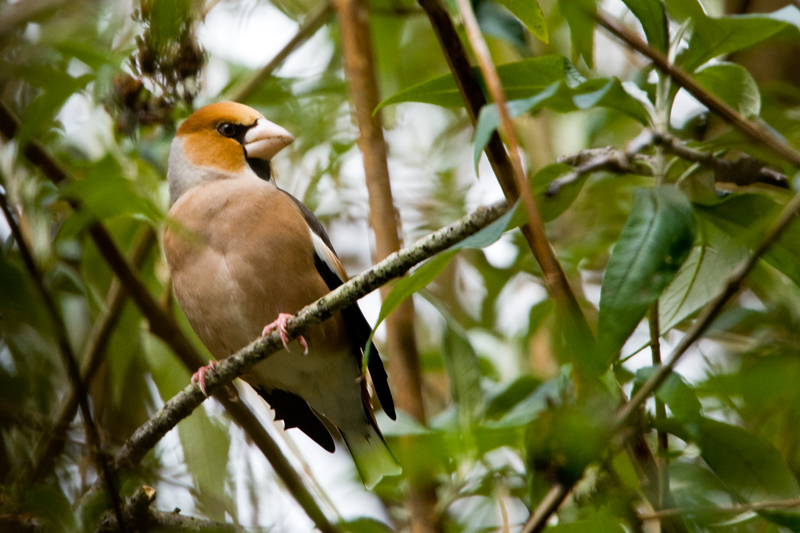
[{"left": 311, "top": 230, "right": 347, "bottom": 283}]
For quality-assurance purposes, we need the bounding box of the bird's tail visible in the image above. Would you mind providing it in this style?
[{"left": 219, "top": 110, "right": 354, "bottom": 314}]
[{"left": 340, "top": 423, "right": 401, "bottom": 489}]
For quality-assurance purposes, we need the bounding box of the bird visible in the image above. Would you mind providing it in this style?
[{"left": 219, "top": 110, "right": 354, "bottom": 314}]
[{"left": 162, "top": 101, "right": 400, "bottom": 488}]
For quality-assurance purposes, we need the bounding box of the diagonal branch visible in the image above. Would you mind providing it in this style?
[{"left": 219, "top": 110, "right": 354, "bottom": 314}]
[
  {"left": 88, "top": 200, "right": 509, "bottom": 493},
  {"left": 548, "top": 130, "right": 788, "bottom": 195},
  {"left": 228, "top": 1, "right": 334, "bottom": 102},
  {"left": 594, "top": 9, "right": 800, "bottom": 168}
]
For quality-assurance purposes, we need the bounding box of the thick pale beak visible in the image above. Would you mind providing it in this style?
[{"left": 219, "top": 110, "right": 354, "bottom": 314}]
[{"left": 243, "top": 118, "right": 294, "bottom": 160}]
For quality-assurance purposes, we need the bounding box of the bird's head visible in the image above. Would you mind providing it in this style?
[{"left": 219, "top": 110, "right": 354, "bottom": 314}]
[{"left": 167, "top": 101, "right": 294, "bottom": 204}]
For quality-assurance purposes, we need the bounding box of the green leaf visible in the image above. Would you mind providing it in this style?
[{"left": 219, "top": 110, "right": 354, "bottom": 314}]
[
  {"left": 477, "top": 0, "right": 527, "bottom": 49},
  {"left": 622, "top": 0, "right": 668, "bottom": 52},
  {"left": 473, "top": 78, "right": 650, "bottom": 170},
  {"left": 376, "top": 55, "right": 579, "bottom": 111},
  {"left": 695, "top": 63, "right": 761, "bottom": 117},
  {"left": 659, "top": 220, "right": 749, "bottom": 333},
  {"left": 435, "top": 301, "right": 485, "bottom": 426},
  {"left": 16, "top": 73, "right": 93, "bottom": 144},
  {"left": 546, "top": 520, "right": 628, "bottom": 533},
  {"left": 484, "top": 376, "right": 541, "bottom": 420},
  {"left": 680, "top": 6, "right": 800, "bottom": 72},
  {"left": 633, "top": 367, "right": 701, "bottom": 435},
  {"left": 473, "top": 83, "right": 562, "bottom": 171},
  {"left": 595, "top": 187, "right": 696, "bottom": 370},
  {"left": 53, "top": 41, "right": 127, "bottom": 71},
  {"left": 373, "top": 202, "right": 520, "bottom": 330},
  {"left": 494, "top": 0, "right": 549, "bottom": 43},
  {"left": 696, "top": 193, "right": 800, "bottom": 287},
  {"left": 178, "top": 408, "right": 234, "bottom": 521},
  {"left": 699, "top": 419, "right": 800, "bottom": 504},
  {"left": 530, "top": 163, "right": 589, "bottom": 222},
  {"left": 560, "top": 0, "right": 596, "bottom": 68},
  {"left": 340, "top": 517, "right": 394, "bottom": 533},
  {"left": 62, "top": 155, "right": 163, "bottom": 225}
]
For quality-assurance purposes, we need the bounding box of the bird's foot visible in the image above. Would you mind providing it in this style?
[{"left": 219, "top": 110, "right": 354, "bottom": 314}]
[
  {"left": 262, "top": 313, "right": 308, "bottom": 354},
  {"left": 191, "top": 360, "right": 239, "bottom": 401}
]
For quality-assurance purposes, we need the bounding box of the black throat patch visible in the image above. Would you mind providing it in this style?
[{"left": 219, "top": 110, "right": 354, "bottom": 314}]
[{"left": 247, "top": 158, "right": 272, "bottom": 181}]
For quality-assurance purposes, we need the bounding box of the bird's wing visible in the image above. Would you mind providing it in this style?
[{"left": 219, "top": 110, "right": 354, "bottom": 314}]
[
  {"left": 280, "top": 190, "right": 396, "bottom": 420},
  {"left": 254, "top": 387, "right": 335, "bottom": 451}
]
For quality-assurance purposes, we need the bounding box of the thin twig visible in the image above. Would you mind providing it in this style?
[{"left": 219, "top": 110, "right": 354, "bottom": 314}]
[
  {"left": 594, "top": 9, "right": 800, "bottom": 168},
  {"left": 520, "top": 484, "right": 570, "bottom": 533},
  {"left": 640, "top": 498, "right": 800, "bottom": 520},
  {"left": 651, "top": 131, "right": 788, "bottom": 188},
  {"left": 547, "top": 131, "right": 789, "bottom": 195},
  {"left": 0, "top": 192, "right": 127, "bottom": 532},
  {"left": 32, "top": 226, "right": 157, "bottom": 481},
  {"left": 84, "top": 200, "right": 509, "bottom": 494},
  {"left": 648, "top": 305, "right": 668, "bottom": 508},
  {"left": 228, "top": 1, "right": 334, "bottom": 102}
]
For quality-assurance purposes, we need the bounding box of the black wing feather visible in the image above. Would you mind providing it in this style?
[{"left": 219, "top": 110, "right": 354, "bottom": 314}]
[
  {"left": 281, "top": 189, "right": 396, "bottom": 420},
  {"left": 254, "top": 386, "right": 335, "bottom": 452}
]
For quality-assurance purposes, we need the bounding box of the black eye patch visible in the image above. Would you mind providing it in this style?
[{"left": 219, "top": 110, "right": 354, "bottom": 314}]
[{"left": 216, "top": 121, "right": 255, "bottom": 143}]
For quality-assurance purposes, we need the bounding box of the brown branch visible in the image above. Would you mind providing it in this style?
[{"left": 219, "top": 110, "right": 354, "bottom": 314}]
[
  {"left": 594, "top": 9, "right": 800, "bottom": 168},
  {"left": 85, "top": 199, "right": 508, "bottom": 498},
  {"left": 96, "top": 485, "right": 242, "bottom": 533},
  {"left": 0, "top": 192, "right": 127, "bottom": 532},
  {"left": 228, "top": 1, "right": 335, "bottom": 102},
  {"left": 335, "top": 0, "right": 437, "bottom": 529},
  {"left": 547, "top": 130, "right": 789, "bottom": 195},
  {"left": 31, "top": 226, "right": 157, "bottom": 481},
  {"left": 651, "top": 131, "right": 788, "bottom": 188},
  {"left": 520, "top": 484, "right": 570, "bottom": 533},
  {"left": 0, "top": 99, "right": 337, "bottom": 533},
  {"left": 416, "top": 0, "right": 594, "bottom": 370}
]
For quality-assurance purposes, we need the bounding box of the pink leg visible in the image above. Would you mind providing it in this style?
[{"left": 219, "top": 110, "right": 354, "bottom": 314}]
[
  {"left": 262, "top": 313, "right": 308, "bottom": 354},
  {"left": 191, "top": 360, "right": 240, "bottom": 401}
]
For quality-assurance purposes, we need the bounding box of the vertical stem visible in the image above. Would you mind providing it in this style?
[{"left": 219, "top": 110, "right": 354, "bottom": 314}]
[
  {"left": 651, "top": 64, "right": 671, "bottom": 511},
  {"left": 648, "top": 304, "right": 668, "bottom": 509},
  {"left": 335, "top": 0, "right": 438, "bottom": 531}
]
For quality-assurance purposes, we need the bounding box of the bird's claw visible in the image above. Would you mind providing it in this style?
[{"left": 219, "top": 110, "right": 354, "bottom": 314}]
[
  {"left": 191, "top": 360, "right": 239, "bottom": 401},
  {"left": 262, "top": 313, "right": 308, "bottom": 354}
]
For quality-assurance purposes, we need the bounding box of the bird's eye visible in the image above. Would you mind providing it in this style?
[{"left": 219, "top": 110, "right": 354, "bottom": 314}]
[{"left": 217, "top": 122, "right": 237, "bottom": 137}]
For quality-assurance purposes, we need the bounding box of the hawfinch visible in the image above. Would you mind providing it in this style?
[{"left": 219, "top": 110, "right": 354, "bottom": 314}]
[{"left": 163, "top": 102, "right": 400, "bottom": 488}]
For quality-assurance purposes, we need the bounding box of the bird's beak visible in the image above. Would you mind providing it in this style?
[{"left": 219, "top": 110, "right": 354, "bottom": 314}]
[{"left": 244, "top": 118, "right": 294, "bottom": 160}]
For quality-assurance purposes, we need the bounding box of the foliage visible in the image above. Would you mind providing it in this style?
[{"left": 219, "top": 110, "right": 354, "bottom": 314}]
[{"left": 1, "top": 0, "right": 800, "bottom": 532}]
